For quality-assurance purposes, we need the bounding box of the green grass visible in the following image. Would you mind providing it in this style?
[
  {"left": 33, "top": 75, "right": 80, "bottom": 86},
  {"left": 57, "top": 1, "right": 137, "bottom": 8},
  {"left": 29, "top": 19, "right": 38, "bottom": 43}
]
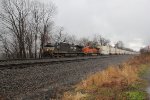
[
  {"left": 124, "top": 64, "right": 150, "bottom": 100},
  {"left": 125, "top": 91, "right": 147, "bottom": 100},
  {"left": 138, "top": 64, "right": 150, "bottom": 77}
]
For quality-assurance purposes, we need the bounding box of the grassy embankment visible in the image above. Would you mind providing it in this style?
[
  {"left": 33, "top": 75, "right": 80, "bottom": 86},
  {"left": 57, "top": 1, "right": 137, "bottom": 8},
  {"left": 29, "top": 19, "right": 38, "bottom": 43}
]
[{"left": 63, "top": 53, "right": 150, "bottom": 100}]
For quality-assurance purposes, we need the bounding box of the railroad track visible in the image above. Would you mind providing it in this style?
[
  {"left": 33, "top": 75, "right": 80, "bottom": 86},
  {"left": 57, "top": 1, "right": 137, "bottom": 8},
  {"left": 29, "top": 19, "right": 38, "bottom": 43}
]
[
  {"left": 0, "top": 55, "right": 134, "bottom": 100},
  {"left": 0, "top": 55, "right": 112, "bottom": 70}
]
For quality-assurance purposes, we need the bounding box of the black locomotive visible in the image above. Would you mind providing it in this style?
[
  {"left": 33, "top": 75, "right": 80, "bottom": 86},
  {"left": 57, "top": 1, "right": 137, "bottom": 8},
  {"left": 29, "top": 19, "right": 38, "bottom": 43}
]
[{"left": 42, "top": 42, "right": 84, "bottom": 57}]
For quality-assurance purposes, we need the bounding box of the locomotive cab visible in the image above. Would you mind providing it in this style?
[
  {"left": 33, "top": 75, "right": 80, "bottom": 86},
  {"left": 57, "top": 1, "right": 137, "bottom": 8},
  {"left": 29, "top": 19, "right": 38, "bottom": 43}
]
[{"left": 43, "top": 43, "right": 55, "bottom": 57}]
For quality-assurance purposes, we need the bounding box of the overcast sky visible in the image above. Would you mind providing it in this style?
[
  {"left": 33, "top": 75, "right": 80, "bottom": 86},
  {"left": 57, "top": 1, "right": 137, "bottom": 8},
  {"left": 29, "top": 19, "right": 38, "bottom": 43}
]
[{"left": 41, "top": 0, "right": 150, "bottom": 51}]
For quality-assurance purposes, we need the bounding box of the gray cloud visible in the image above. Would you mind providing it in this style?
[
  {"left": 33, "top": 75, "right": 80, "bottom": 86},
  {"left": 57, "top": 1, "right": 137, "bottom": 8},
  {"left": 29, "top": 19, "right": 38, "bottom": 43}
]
[{"left": 41, "top": 0, "right": 150, "bottom": 50}]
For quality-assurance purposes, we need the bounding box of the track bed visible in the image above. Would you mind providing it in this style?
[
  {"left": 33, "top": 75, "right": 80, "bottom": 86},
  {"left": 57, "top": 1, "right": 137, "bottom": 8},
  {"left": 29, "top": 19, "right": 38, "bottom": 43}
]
[{"left": 0, "top": 55, "right": 133, "bottom": 100}]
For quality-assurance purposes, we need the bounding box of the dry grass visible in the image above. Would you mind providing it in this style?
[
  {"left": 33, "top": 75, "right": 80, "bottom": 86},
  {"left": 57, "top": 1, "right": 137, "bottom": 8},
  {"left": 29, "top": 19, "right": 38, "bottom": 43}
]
[
  {"left": 128, "top": 53, "right": 150, "bottom": 66},
  {"left": 63, "top": 53, "right": 150, "bottom": 100},
  {"left": 63, "top": 92, "right": 87, "bottom": 100},
  {"left": 78, "top": 64, "right": 139, "bottom": 89}
]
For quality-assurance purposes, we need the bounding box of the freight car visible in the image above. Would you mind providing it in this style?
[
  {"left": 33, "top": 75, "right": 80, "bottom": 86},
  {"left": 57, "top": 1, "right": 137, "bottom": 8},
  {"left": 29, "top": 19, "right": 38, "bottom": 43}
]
[
  {"left": 97, "top": 45, "right": 109, "bottom": 55},
  {"left": 96, "top": 45, "right": 136, "bottom": 55}
]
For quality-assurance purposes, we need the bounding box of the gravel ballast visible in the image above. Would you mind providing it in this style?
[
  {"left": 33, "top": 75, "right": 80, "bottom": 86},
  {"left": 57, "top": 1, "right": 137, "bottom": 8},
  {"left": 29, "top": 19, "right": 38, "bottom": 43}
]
[{"left": 0, "top": 55, "right": 133, "bottom": 100}]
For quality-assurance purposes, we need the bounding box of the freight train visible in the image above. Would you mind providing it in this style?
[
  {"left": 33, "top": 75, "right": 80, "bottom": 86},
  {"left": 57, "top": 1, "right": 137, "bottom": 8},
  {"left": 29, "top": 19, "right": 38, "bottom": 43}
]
[{"left": 42, "top": 42, "right": 136, "bottom": 57}]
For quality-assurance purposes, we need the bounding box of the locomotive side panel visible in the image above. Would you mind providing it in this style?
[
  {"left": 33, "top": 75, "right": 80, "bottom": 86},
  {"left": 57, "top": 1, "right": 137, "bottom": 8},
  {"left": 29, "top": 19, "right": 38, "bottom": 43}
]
[{"left": 82, "top": 46, "right": 98, "bottom": 55}]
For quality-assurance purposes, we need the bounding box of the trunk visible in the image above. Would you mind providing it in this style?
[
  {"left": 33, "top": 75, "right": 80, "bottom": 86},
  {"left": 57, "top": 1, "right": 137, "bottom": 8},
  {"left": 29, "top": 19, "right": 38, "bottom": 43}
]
[
  {"left": 39, "top": 48, "right": 42, "bottom": 58},
  {"left": 29, "top": 37, "right": 33, "bottom": 58},
  {"left": 34, "top": 34, "right": 37, "bottom": 58},
  {"left": 29, "top": 45, "right": 33, "bottom": 58},
  {"left": 19, "top": 43, "right": 23, "bottom": 58},
  {"left": 40, "top": 34, "right": 44, "bottom": 58},
  {"left": 22, "top": 41, "right": 26, "bottom": 58}
]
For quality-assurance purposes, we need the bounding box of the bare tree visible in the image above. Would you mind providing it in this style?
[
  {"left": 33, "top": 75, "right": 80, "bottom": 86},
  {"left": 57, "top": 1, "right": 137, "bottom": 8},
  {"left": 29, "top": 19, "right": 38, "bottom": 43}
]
[
  {"left": 115, "top": 41, "right": 124, "bottom": 49},
  {"left": 53, "top": 27, "right": 65, "bottom": 43},
  {"left": 29, "top": 1, "right": 43, "bottom": 58},
  {"left": 98, "top": 35, "right": 110, "bottom": 46},
  {"left": 38, "top": 2, "right": 56, "bottom": 58},
  {"left": 65, "top": 34, "right": 77, "bottom": 44},
  {"left": 26, "top": 26, "right": 34, "bottom": 58},
  {"left": 0, "top": 0, "right": 56, "bottom": 59},
  {"left": 93, "top": 34, "right": 110, "bottom": 46},
  {"left": 0, "top": 0, "right": 32, "bottom": 58},
  {"left": 78, "top": 38, "right": 90, "bottom": 46},
  {"left": 0, "top": 35, "right": 18, "bottom": 59},
  {"left": 30, "top": 1, "right": 41, "bottom": 58}
]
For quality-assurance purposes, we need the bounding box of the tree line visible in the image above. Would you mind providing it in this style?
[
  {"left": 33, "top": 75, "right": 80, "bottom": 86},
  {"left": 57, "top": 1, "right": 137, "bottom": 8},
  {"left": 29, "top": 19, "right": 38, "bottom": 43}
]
[
  {"left": 0, "top": 0, "right": 133, "bottom": 59},
  {"left": 0, "top": 0, "right": 56, "bottom": 59}
]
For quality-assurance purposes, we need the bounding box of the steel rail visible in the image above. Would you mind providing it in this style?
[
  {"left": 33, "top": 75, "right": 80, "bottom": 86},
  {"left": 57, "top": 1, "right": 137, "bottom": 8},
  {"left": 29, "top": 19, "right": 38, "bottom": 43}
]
[{"left": 0, "top": 55, "right": 112, "bottom": 70}]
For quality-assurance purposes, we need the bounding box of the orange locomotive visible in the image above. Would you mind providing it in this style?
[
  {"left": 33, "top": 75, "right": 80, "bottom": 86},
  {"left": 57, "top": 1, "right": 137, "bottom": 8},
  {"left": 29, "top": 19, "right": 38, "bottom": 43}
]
[{"left": 82, "top": 46, "right": 98, "bottom": 54}]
